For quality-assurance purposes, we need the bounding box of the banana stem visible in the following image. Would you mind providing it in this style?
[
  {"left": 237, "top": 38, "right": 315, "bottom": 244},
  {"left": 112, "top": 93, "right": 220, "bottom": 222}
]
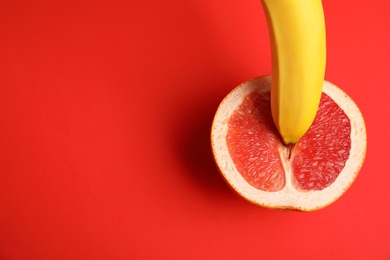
[{"left": 286, "top": 143, "right": 295, "bottom": 160}]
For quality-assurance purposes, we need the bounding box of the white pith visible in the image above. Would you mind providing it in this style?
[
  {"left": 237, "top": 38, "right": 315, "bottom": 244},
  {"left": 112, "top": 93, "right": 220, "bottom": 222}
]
[{"left": 211, "top": 75, "right": 367, "bottom": 211}]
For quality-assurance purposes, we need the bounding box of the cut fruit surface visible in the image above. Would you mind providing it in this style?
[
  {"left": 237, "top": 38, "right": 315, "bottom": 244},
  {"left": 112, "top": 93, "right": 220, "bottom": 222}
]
[{"left": 211, "top": 75, "right": 366, "bottom": 211}]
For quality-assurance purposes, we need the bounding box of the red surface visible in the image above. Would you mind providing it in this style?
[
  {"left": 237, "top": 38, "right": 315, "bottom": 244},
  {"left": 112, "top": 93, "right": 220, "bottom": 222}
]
[{"left": 0, "top": 0, "right": 389, "bottom": 259}]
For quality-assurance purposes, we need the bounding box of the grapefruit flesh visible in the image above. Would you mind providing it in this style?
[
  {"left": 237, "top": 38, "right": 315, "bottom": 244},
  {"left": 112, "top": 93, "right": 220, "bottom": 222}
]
[
  {"left": 227, "top": 91, "right": 351, "bottom": 192},
  {"left": 211, "top": 75, "right": 366, "bottom": 211},
  {"left": 226, "top": 92, "right": 285, "bottom": 192},
  {"left": 291, "top": 93, "right": 351, "bottom": 191}
]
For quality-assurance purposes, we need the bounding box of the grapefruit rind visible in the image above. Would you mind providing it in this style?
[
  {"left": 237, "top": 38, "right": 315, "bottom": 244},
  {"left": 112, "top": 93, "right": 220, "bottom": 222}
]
[{"left": 211, "top": 75, "right": 367, "bottom": 211}]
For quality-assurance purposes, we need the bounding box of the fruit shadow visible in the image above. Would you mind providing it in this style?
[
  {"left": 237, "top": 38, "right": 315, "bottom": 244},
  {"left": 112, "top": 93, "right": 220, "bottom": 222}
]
[{"left": 171, "top": 91, "right": 237, "bottom": 201}]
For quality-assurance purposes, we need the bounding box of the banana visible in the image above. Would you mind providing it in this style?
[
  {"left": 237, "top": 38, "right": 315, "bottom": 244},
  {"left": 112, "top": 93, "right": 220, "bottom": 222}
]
[{"left": 261, "top": 0, "right": 326, "bottom": 144}]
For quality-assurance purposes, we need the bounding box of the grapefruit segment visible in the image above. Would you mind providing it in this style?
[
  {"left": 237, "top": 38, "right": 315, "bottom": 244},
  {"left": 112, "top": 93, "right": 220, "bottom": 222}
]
[
  {"left": 211, "top": 75, "right": 367, "bottom": 211},
  {"left": 291, "top": 93, "right": 351, "bottom": 191},
  {"left": 226, "top": 92, "right": 285, "bottom": 192}
]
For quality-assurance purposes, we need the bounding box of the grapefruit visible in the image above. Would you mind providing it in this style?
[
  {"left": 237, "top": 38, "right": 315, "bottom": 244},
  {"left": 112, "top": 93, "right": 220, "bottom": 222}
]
[{"left": 211, "top": 75, "right": 366, "bottom": 211}]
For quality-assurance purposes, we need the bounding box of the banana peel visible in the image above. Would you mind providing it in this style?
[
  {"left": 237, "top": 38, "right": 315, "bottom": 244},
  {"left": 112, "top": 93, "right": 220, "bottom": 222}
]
[{"left": 261, "top": 0, "right": 327, "bottom": 144}]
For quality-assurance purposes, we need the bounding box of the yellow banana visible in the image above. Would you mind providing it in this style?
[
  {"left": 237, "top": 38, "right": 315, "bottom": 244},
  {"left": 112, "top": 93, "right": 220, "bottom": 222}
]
[{"left": 261, "top": 0, "right": 326, "bottom": 144}]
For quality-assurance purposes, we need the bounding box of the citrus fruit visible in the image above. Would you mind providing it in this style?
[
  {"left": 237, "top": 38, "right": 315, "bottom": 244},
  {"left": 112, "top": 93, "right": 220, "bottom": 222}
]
[{"left": 211, "top": 75, "right": 367, "bottom": 211}]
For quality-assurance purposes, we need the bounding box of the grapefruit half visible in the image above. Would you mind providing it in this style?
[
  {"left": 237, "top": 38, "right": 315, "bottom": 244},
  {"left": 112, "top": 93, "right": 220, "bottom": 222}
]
[{"left": 211, "top": 75, "right": 367, "bottom": 211}]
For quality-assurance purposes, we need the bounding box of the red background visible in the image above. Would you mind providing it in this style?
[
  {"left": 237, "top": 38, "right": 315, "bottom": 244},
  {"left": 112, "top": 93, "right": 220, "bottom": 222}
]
[{"left": 1, "top": 0, "right": 389, "bottom": 259}]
